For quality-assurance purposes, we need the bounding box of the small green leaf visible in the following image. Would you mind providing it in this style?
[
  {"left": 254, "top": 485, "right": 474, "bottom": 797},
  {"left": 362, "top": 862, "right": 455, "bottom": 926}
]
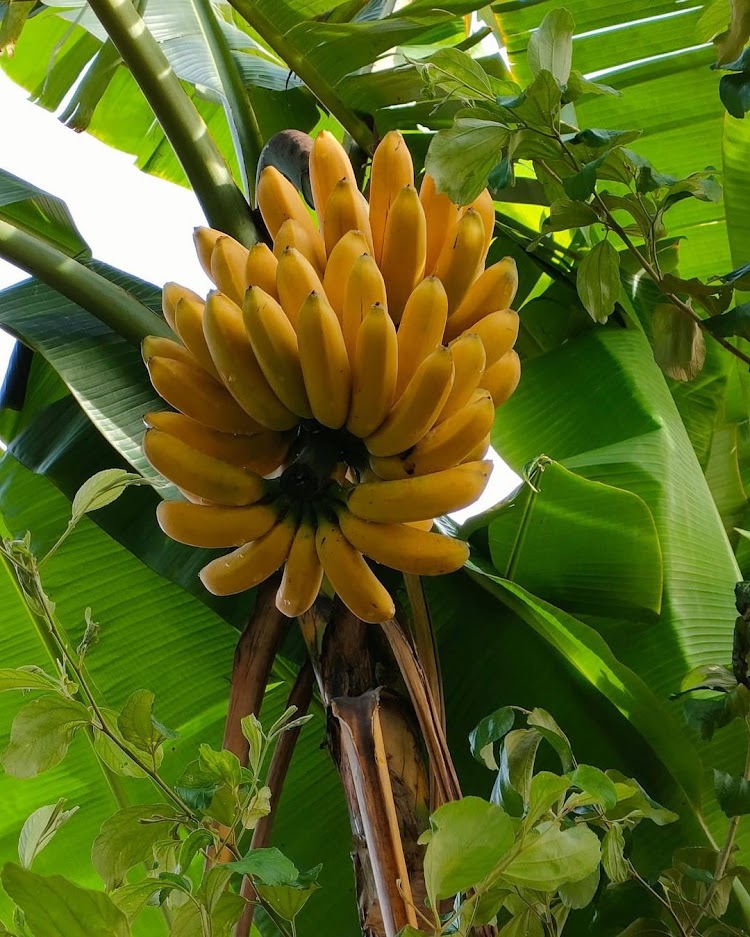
[
  {"left": 652, "top": 303, "right": 706, "bottom": 382},
  {"left": 397, "top": 929, "right": 430, "bottom": 937},
  {"left": 720, "top": 71, "right": 750, "bottom": 117},
  {"left": 117, "top": 689, "right": 174, "bottom": 764},
  {"left": 18, "top": 800, "right": 78, "bottom": 870},
  {"left": 92, "top": 722, "right": 146, "bottom": 779},
  {"left": 528, "top": 9, "right": 575, "bottom": 87},
  {"left": 498, "top": 908, "right": 545, "bottom": 937},
  {"left": 559, "top": 866, "right": 600, "bottom": 908},
  {"left": 178, "top": 829, "right": 214, "bottom": 874},
  {"left": 514, "top": 70, "right": 562, "bottom": 130},
  {"left": 169, "top": 892, "right": 245, "bottom": 937},
  {"left": 225, "top": 847, "right": 300, "bottom": 885},
  {"left": 2, "top": 697, "right": 91, "bottom": 778},
  {"left": 714, "top": 769, "right": 750, "bottom": 816},
  {"left": 543, "top": 197, "right": 598, "bottom": 232},
  {"left": 422, "top": 797, "right": 514, "bottom": 902},
  {"left": 602, "top": 825, "right": 630, "bottom": 883},
  {"left": 493, "top": 729, "right": 542, "bottom": 815},
  {"left": 568, "top": 128, "right": 641, "bottom": 148},
  {"left": 198, "top": 745, "right": 243, "bottom": 789},
  {"left": 241, "top": 785, "right": 271, "bottom": 830},
  {"left": 525, "top": 771, "right": 570, "bottom": 828},
  {"left": 502, "top": 823, "right": 601, "bottom": 891},
  {"left": 576, "top": 240, "right": 620, "bottom": 323},
  {"left": 423, "top": 48, "right": 494, "bottom": 100},
  {"left": 564, "top": 70, "right": 620, "bottom": 100},
  {"left": 2, "top": 865, "right": 129, "bottom": 937},
  {"left": 683, "top": 694, "right": 736, "bottom": 739},
  {"left": 71, "top": 469, "right": 150, "bottom": 524},
  {"left": 111, "top": 879, "right": 187, "bottom": 921},
  {"left": 605, "top": 771, "right": 679, "bottom": 826},
  {"left": 241, "top": 713, "right": 265, "bottom": 776},
  {"left": 562, "top": 156, "right": 607, "bottom": 201},
  {"left": 570, "top": 765, "right": 619, "bottom": 809},
  {"left": 0, "top": 667, "right": 56, "bottom": 693},
  {"left": 469, "top": 706, "right": 515, "bottom": 769},
  {"left": 426, "top": 118, "right": 510, "bottom": 205},
  {"left": 528, "top": 708, "right": 573, "bottom": 770},
  {"left": 256, "top": 867, "right": 321, "bottom": 923},
  {"left": 704, "top": 302, "right": 750, "bottom": 340},
  {"left": 92, "top": 804, "right": 181, "bottom": 889}
]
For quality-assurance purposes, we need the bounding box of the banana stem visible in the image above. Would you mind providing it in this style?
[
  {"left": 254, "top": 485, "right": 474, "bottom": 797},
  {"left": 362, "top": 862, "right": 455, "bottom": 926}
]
[
  {"left": 0, "top": 217, "right": 171, "bottom": 345},
  {"left": 85, "top": 0, "right": 259, "bottom": 246},
  {"left": 224, "top": 0, "right": 374, "bottom": 153}
]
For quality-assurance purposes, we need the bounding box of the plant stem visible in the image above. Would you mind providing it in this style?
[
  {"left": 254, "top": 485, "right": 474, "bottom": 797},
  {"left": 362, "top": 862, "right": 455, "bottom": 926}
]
[
  {"left": 0, "top": 218, "right": 170, "bottom": 345},
  {"left": 85, "top": 0, "right": 258, "bottom": 245},
  {"left": 191, "top": 0, "right": 264, "bottom": 202},
  {"left": 224, "top": 0, "right": 375, "bottom": 153}
]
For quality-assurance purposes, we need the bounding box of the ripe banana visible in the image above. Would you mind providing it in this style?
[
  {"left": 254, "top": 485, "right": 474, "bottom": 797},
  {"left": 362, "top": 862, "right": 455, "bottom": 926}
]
[
  {"left": 144, "top": 428, "right": 267, "bottom": 506},
  {"left": 342, "top": 253, "right": 387, "bottom": 361},
  {"left": 322, "top": 230, "right": 370, "bottom": 321},
  {"left": 156, "top": 499, "right": 279, "bottom": 548},
  {"left": 345, "top": 459, "right": 493, "bottom": 522},
  {"left": 467, "top": 188, "right": 495, "bottom": 260},
  {"left": 257, "top": 165, "right": 325, "bottom": 270},
  {"left": 297, "top": 291, "right": 351, "bottom": 429},
  {"left": 472, "top": 310, "right": 520, "bottom": 368},
  {"left": 276, "top": 515, "right": 324, "bottom": 617},
  {"left": 144, "top": 410, "right": 288, "bottom": 474},
  {"left": 420, "top": 173, "right": 460, "bottom": 275},
  {"left": 246, "top": 243, "right": 279, "bottom": 299},
  {"left": 379, "top": 184, "right": 426, "bottom": 322},
  {"left": 315, "top": 515, "right": 395, "bottom": 622},
  {"left": 146, "top": 355, "right": 263, "bottom": 435},
  {"left": 337, "top": 507, "right": 469, "bottom": 575},
  {"left": 437, "top": 332, "right": 486, "bottom": 422},
  {"left": 200, "top": 513, "right": 297, "bottom": 596},
  {"left": 203, "top": 290, "right": 298, "bottom": 431},
  {"left": 142, "top": 335, "right": 196, "bottom": 369},
  {"left": 347, "top": 304, "right": 397, "bottom": 439},
  {"left": 172, "top": 295, "right": 222, "bottom": 380},
  {"left": 434, "top": 208, "right": 486, "bottom": 312},
  {"left": 163, "top": 282, "right": 203, "bottom": 333},
  {"left": 370, "top": 390, "right": 494, "bottom": 479},
  {"left": 482, "top": 350, "right": 521, "bottom": 407},
  {"left": 394, "top": 277, "right": 448, "bottom": 399},
  {"left": 210, "top": 235, "right": 250, "bottom": 306},
  {"left": 242, "top": 286, "right": 312, "bottom": 418},
  {"left": 369, "top": 130, "right": 414, "bottom": 264},
  {"left": 310, "top": 130, "right": 358, "bottom": 225},
  {"left": 463, "top": 432, "right": 491, "bottom": 463},
  {"left": 193, "top": 227, "right": 224, "bottom": 280},
  {"left": 445, "top": 257, "right": 519, "bottom": 341},
  {"left": 273, "top": 218, "right": 326, "bottom": 277},
  {"left": 276, "top": 246, "right": 326, "bottom": 328},
  {"left": 323, "top": 178, "right": 373, "bottom": 257},
  {"left": 365, "top": 346, "right": 454, "bottom": 457}
]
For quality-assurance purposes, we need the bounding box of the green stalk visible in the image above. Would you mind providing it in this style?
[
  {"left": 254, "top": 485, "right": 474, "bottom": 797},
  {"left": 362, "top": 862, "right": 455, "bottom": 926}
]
[
  {"left": 86, "top": 0, "right": 258, "bottom": 245},
  {"left": 225, "top": 0, "right": 375, "bottom": 153},
  {"left": 191, "top": 0, "right": 264, "bottom": 203},
  {"left": 0, "top": 217, "right": 171, "bottom": 345}
]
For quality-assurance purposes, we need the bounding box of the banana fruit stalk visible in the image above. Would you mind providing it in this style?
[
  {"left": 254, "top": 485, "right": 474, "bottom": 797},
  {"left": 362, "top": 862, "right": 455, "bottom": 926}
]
[{"left": 142, "top": 130, "right": 522, "bottom": 623}]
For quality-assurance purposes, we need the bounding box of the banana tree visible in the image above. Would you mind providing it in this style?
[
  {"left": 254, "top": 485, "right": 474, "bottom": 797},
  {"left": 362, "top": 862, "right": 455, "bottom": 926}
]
[{"left": 0, "top": 0, "right": 750, "bottom": 935}]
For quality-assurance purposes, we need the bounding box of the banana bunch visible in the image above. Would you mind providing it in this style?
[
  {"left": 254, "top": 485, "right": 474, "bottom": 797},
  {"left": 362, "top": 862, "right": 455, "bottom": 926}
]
[{"left": 142, "top": 130, "right": 521, "bottom": 623}]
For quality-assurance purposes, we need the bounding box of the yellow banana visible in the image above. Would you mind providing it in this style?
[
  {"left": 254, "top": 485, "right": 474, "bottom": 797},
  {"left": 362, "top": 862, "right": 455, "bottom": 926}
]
[
  {"left": 297, "top": 291, "right": 351, "bottom": 429},
  {"left": 172, "top": 295, "right": 222, "bottom": 380},
  {"left": 365, "top": 346, "right": 454, "bottom": 457},
  {"left": 467, "top": 188, "right": 495, "bottom": 260},
  {"left": 370, "top": 390, "right": 494, "bottom": 479},
  {"left": 200, "top": 513, "right": 297, "bottom": 596},
  {"left": 420, "top": 173, "right": 460, "bottom": 275},
  {"left": 322, "top": 230, "right": 370, "bottom": 322},
  {"left": 347, "top": 303, "right": 397, "bottom": 439},
  {"left": 482, "top": 350, "right": 521, "bottom": 407},
  {"left": 156, "top": 499, "right": 279, "bottom": 548},
  {"left": 394, "top": 277, "right": 448, "bottom": 399},
  {"left": 257, "top": 166, "right": 325, "bottom": 270},
  {"left": 315, "top": 515, "right": 395, "bottom": 623},
  {"left": 310, "top": 130, "right": 358, "bottom": 226},
  {"left": 143, "top": 429, "right": 267, "bottom": 506},
  {"left": 163, "top": 282, "right": 203, "bottom": 333},
  {"left": 472, "top": 310, "right": 520, "bottom": 367},
  {"left": 369, "top": 130, "right": 414, "bottom": 264},
  {"left": 276, "top": 246, "right": 326, "bottom": 328},
  {"left": 342, "top": 253, "right": 387, "bottom": 361},
  {"left": 445, "top": 257, "right": 519, "bottom": 341},
  {"left": 146, "top": 356, "right": 263, "bottom": 435},
  {"left": 142, "top": 335, "right": 195, "bottom": 368},
  {"left": 276, "top": 516, "right": 324, "bottom": 617},
  {"left": 408, "top": 519, "right": 434, "bottom": 531},
  {"left": 379, "top": 184, "right": 426, "bottom": 322},
  {"left": 210, "top": 235, "right": 250, "bottom": 306},
  {"left": 463, "top": 432, "right": 491, "bottom": 463},
  {"left": 246, "top": 243, "right": 279, "bottom": 299},
  {"left": 273, "top": 218, "right": 326, "bottom": 277},
  {"left": 242, "top": 286, "right": 312, "bottom": 418},
  {"left": 434, "top": 208, "right": 486, "bottom": 312},
  {"left": 144, "top": 410, "right": 288, "bottom": 474},
  {"left": 437, "top": 332, "right": 486, "bottom": 422},
  {"left": 193, "top": 227, "right": 225, "bottom": 280},
  {"left": 346, "top": 459, "right": 493, "bottom": 523},
  {"left": 203, "top": 290, "right": 298, "bottom": 431},
  {"left": 337, "top": 507, "right": 469, "bottom": 575},
  {"left": 322, "top": 178, "right": 373, "bottom": 257}
]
